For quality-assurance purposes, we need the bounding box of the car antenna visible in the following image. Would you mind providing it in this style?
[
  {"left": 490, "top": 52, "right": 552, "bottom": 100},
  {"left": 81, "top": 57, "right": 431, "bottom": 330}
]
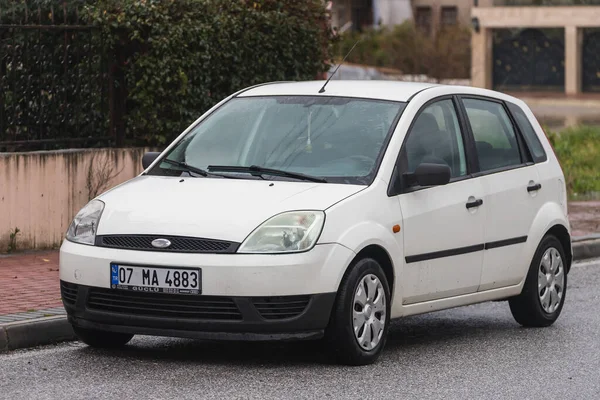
[{"left": 318, "top": 40, "right": 360, "bottom": 94}]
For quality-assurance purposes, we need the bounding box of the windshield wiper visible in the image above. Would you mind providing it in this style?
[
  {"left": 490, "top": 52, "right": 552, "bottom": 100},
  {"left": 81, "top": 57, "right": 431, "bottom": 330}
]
[
  {"left": 207, "top": 165, "right": 327, "bottom": 183},
  {"left": 161, "top": 158, "right": 208, "bottom": 177}
]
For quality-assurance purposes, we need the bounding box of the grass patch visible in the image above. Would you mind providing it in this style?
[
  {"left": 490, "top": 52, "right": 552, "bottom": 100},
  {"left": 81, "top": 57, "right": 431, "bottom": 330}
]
[{"left": 546, "top": 125, "right": 600, "bottom": 199}]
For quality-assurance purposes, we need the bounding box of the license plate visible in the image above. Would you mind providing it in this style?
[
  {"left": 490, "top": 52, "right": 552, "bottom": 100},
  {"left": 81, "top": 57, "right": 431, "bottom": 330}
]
[{"left": 110, "top": 264, "right": 201, "bottom": 295}]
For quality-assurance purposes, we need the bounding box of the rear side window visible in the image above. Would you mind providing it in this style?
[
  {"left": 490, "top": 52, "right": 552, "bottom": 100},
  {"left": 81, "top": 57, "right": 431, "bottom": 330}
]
[
  {"left": 462, "top": 98, "right": 522, "bottom": 172},
  {"left": 506, "top": 102, "right": 547, "bottom": 163}
]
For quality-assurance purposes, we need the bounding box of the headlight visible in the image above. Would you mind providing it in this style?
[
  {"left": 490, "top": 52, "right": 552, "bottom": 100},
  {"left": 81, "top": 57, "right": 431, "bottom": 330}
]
[
  {"left": 66, "top": 200, "right": 105, "bottom": 245},
  {"left": 238, "top": 211, "right": 325, "bottom": 254}
]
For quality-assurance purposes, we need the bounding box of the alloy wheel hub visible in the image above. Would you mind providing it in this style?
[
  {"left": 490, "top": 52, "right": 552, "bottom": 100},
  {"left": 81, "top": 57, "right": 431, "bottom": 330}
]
[
  {"left": 352, "top": 274, "right": 386, "bottom": 351},
  {"left": 538, "top": 247, "right": 564, "bottom": 314}
]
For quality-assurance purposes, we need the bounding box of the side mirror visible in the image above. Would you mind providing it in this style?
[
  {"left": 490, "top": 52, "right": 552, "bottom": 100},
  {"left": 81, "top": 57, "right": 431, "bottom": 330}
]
[
  {"left": 142, "top": 152, "right": 161, "bottom": 169},
  {"left": 407, "top": 163, "right": 451, "bottom": 187}
]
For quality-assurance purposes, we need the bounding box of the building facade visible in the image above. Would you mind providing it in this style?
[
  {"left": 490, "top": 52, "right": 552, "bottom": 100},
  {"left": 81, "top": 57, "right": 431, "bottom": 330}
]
[
  {"left": 329, "top": 0, "right": 413, "bottom": 31},
  {"left": 411, "top": 0, "right": 472, "bottom": 35},
  {"left": 329, "top": 0, "right": 472, "bottom": 33},
  {"left": 471, "top": 0, "right": 600, "bottom": 94}
]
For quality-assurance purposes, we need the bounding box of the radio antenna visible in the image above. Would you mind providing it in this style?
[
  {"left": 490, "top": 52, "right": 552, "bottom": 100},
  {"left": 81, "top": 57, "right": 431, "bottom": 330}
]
[{"left": 319, "top": 40, "right": 359, "bottom": 94}]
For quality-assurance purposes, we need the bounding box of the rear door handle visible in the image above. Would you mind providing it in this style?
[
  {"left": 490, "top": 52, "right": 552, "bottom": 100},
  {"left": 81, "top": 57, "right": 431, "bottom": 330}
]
[
  {"left": 466, "top": 198, "right": 483, "bottom": 209},
  {"left": 527, "top": 182, "right": 542, "bottom": 192}
]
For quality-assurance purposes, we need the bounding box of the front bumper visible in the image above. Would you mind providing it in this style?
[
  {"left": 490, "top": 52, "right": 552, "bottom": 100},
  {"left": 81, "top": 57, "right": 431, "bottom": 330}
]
[
  {"left": 62, "top": 281, "right": 336, "bottom": 341},
  {"left": 59, "top": 240, "right": 354, "bottom": 340},
  {"left": 60, "top": 240, "right": 355, "bottom": 296}
]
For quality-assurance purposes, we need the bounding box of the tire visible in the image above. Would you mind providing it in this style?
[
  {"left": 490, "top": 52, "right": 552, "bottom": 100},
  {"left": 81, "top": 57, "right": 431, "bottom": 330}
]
[
  {"left": 325, "top": 257, "right": 391, "bottom": 366},
  {"left": 509, "top": 235, "right": 568, "bottom": 327},
  {"left": 73, "top": 326, "right": 134, "bottom": 348}
]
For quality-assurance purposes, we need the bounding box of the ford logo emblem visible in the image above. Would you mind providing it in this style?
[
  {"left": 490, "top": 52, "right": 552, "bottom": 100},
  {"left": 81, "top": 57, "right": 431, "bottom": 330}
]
[{"left": 151, "top": 238, "right": 172, "bottom": 249}]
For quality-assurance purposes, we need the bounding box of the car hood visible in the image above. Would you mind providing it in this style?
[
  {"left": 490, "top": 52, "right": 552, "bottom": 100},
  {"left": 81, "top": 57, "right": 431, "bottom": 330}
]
[{"left": 97, "top": 176, "right": 364, "bottom": 242}]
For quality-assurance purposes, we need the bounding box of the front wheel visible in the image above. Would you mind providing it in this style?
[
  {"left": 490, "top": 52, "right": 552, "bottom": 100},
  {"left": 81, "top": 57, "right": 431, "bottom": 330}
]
[
  {"left": 509, "top": 235, "right": 568, "bottom": 327},
  {"left": 325, "top": 257, "right": 391, "bottom": 366},
  {"left": 73, "top": 326, "right": 134, "bottom": 348}
]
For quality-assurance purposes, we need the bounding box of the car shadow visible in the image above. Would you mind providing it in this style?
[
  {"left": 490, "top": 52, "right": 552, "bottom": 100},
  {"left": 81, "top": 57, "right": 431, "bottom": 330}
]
[{"left": 75, "top": 308, "right": 523, "bottom": 366}]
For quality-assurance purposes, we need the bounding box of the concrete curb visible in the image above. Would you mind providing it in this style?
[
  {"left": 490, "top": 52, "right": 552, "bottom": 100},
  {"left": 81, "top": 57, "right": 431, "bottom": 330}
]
[
  {"left": 0, "top": 238, "right": 598, "bottom": 353},
  {"left": 573, "top": 239, "right": 600, "bottom": 262},
  {"left": 573, "top": 234, "right": 600, "bottom": 243},
  {"left": 0, "top": 316, "right": 75, "bottom": 353}
]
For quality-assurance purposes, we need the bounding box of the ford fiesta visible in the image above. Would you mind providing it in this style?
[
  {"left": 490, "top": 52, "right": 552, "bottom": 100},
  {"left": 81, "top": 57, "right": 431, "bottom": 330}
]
[{"left": 60, "top": 80, "right": 571, "bottom": 365}]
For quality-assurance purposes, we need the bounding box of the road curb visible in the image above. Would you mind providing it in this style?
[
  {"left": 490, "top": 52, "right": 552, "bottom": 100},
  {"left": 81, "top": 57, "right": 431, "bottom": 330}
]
[
  {"left": 0, "top": 316, "right": 75, "bottom": 353},
  {"left": 573, "top": 239, "right": 600, "bottom": 262}
]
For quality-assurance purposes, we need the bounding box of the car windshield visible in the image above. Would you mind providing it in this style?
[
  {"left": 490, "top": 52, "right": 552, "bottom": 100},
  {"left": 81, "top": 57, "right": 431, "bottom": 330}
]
[{"left": 149, "top": 96, "right": 406, "bottom": 184}]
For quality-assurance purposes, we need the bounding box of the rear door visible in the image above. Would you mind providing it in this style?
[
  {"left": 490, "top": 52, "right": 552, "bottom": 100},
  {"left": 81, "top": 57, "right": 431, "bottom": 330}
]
[{"left": 459, "top": 97, "right": 543, "bottom": 291}]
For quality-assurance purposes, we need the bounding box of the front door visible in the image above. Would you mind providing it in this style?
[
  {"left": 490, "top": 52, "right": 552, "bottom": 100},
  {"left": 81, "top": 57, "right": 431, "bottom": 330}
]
[{"left": 395, "top": 98, "right": 486, "bottom": 304}]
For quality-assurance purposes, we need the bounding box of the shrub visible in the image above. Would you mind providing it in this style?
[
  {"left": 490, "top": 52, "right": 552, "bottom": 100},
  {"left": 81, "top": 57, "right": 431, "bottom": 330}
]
[
  {"left": 87, "top": 0, "right": 335, "bottom": 146},
  {"left": 335, "top": 22, "right": 471, "bottom": 81},
  {"left": 546, "top": 126, "right": 600, "bottom": 198}
]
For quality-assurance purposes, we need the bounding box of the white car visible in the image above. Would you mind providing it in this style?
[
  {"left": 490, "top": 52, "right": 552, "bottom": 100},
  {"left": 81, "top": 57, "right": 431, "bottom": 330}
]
[{"left": 60, "top": 80, "right": 571, "bottom": 365}]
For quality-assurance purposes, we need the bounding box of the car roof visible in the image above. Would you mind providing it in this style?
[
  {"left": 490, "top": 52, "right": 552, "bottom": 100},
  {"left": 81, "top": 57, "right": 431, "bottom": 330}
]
[{"left": 236, "top": 80, "right": 438, "bottom": 102}]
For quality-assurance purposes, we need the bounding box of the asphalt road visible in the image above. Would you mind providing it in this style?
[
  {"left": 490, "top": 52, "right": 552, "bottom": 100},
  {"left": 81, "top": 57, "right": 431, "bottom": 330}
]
[{"left": 1, "top": 259, "right": 600, "bottom": 400}]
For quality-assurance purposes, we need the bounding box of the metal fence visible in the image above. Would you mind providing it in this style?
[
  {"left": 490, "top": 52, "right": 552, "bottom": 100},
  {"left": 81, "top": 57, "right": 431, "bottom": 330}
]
[
  {"left": 492, "top": 28, "right": 565, "bottom": 92},
  {"left": 0, "top": 1, "right": 113, "bottom": 152},
  {"left": 582, "top": 29, "right": 600, "bottom": 92}
]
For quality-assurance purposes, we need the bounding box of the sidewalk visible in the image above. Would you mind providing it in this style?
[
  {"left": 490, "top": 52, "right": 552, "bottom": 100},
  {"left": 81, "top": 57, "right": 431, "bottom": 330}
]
[
  {"left": 569, "top": 201, "right": 600, "bottom": 238},
  {"left": 0, "top": 251, "right": 62, "bottom": 316},
  {"left": 1, "top": 202, "right": 599, "bottom": 352},
  {"left": 0, "top": 251, "right": 73, "bottom": 351}
]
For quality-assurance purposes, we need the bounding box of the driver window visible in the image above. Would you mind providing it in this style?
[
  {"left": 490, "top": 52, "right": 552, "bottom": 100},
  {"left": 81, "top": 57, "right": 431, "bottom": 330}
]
[{"left": 402, "top": 99, "right": 467, "bottom": 178}]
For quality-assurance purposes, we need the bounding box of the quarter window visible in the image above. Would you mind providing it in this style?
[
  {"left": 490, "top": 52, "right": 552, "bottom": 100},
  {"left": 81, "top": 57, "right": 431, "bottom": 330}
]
[
  {"left": 506, "top": 102, "right": 547, "bottom": 163},
  {"left": 402, "top": 99, "right": 467, "bottom": 178},
  {"left": 463, "top": 98, "right": 522, "bottom": 172}
]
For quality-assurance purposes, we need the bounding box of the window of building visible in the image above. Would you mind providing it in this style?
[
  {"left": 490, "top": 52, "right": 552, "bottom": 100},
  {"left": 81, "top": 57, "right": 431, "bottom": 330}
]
[
  {"left": 441, "top": 6, "right": 458, "bottom": 27},
  {"left": 415, "top": 7, "right": 432, "bottom": 35},
  {"left": 351, "top": 0, "right": 373, "bottom": 31}
]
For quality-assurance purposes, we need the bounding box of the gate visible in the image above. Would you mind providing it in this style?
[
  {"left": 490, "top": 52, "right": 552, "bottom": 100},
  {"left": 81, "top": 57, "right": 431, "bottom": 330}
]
[
  {"left": 582, "top": 29, "right": 600, "bottom": 93},
  {"left": 0, "top": 1, "right": 110, "bottom": 152},
  {"left": 492, "top": 28, "right": 565, "bottom": 92}
]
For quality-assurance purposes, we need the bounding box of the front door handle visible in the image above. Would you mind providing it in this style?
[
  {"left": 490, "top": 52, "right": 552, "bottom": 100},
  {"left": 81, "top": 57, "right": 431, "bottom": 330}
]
[
  {"left": 527, "top": 182, "right": 542, "bottom": 192},
  {"left": 466, "top": 198, "right": 483, "bottom": 209}
]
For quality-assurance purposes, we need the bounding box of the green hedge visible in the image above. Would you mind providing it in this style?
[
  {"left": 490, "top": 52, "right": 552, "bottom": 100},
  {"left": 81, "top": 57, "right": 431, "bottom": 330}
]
[
  {"left": 547, "top": 126, "right": 600, "bottom": 198},
  {"left": 0, "top": 0, "right": 333, "bottom": 149},
  {"left": 88, "top": 0, "right": 334, "bottom": 146}
]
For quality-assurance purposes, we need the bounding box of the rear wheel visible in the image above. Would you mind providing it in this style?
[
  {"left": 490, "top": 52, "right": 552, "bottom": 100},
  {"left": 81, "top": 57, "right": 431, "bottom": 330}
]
[
  {"left": 509, "top": 235, "right": 567, "bottom": 327},
  {"left": 73, "top": 326, "right": 134, "bottom": 348},
  {"left": 326, "top": 257, "right": 391, "bottom": 366}
]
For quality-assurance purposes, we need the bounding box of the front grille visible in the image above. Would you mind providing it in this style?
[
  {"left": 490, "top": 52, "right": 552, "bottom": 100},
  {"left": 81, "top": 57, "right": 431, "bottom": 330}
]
[
  {"left": 60, "top": 281, "right": 78, "bottom": 305},
  {"left": 87, "top": 288, "right": 242, "bottom": 320},
  {"left": 96, "top": 235, "right": 238, "bottom": 253},
  {"left": 253, "top": 296, "right": 310, "bottom": 320}
]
